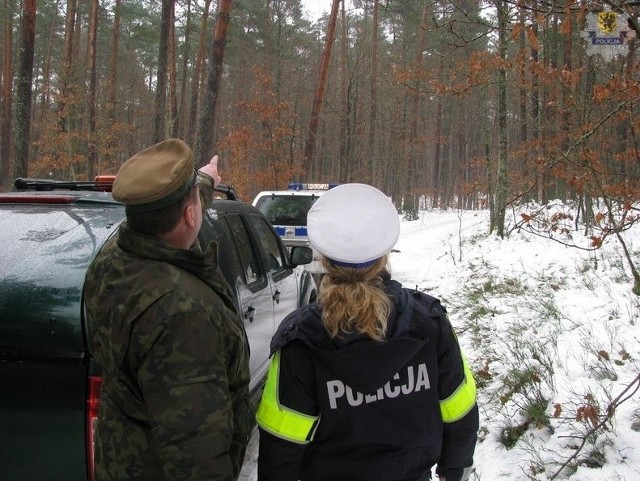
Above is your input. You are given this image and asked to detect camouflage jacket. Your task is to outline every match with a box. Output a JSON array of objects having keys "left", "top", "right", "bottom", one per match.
[{"left": 84, "top": 186, "right": 251, "bottom": 480}]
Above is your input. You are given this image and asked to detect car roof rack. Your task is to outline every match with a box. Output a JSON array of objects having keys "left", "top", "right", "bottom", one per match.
[
  {"left": 14, "top": 177, "right": 115, "bottom": 192},
  {"left": 13, "top": 177, "right": 238, "bottom": 201},
  {"left": 213, "top": 184, "right": 238, "bottom": 201}
]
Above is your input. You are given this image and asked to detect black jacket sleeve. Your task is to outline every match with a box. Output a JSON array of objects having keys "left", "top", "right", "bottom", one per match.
[
  {"left": 257, "top": 340, "right": 317, "bottom": 481},
  {"left": 435, "top": 314, "right": 479, "bottom": 476},
  {"left": 257, "top": 429, "right": 306, "bottom": 481}
]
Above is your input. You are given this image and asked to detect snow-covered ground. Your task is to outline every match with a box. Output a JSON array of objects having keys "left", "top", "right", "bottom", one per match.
[{"left": 240, "top": 207, "right": 640, "bottom": 481}]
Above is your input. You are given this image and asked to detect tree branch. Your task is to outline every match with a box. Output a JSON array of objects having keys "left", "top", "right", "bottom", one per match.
[{"left": 549, "top": 373, "right": 640, "bottom": 480}]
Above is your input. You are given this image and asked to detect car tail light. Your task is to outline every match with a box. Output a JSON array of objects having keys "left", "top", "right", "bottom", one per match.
[{"left": 87, "top": 376, "right": 102, "bottom": 481}]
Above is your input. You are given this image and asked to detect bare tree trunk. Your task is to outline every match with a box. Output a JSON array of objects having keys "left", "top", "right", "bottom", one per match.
[
  {"left": 39, "top": 0, "right": 59, "bottom": 118},
  {"left": 105, "top": 0, "right": 121, "bottom": 166},
  {"left": 178, "top": 0, "right": 192, "bottom": 139},
  {"left": 561, "top": 10, "right": 572, "bottom": 153},
  {"left": 486, "top": 134, "right": 494, "bottom": 229},
  {"left": 86, "top": 0, "right": 99, "bottom": 179},
  {"left": 1, "top": 0, "right": 13, "bottom": 190},
  {"left": 194, "top": 0, "right": 232, "bottom": 166},
  {"left": 303, "top": 0, "right": 340, "bottom": 175},
  {"left": 530, "top": 8, "right": 542, "bottom": 203},
  {"left": 108, "top": 0, "right": 121, "bottom": 118},
  {"left": 14, "top": 0, "right": 36, "bottom": 179},
  {"left": 58, "top": 0, "right": 77, "bottom": 134},
  {"left": 338, "top": 0, "right": 349, "bottom": 183},
  {"left": 169, "top": 3, "right": 179, "bottom": 137},
  {"left": 434, "top": 57, "right": 443, "bottom": 208},
  {"left": 408, "top": 5, "right": 429, "bottom": 203},
  {"left": 493, "top": 0, "right": 508, "bottom": 237},
  {"left": 518, "top": 5, "right": 527, "bottom": 145},
  {"left": 546, "top": 14, "right": 559, "bottom": 199},
  {"left": 368, "top": 0, "right": 379, "bottom": 184},
  {"left": 188, "top": 0, "right": 211, "bottom": 146},
  {"left": 154, "top": 0, "right": 173, "bottom": 142}
]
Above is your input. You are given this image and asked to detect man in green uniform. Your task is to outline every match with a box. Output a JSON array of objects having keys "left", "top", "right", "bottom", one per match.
[{"left": 84, "top": 139, "right": 252, "bottom": 481}]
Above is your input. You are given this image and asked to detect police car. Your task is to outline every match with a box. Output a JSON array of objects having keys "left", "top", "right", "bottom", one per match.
[{"left": 252, "top": 182, "right": 338, "bottom": 280}]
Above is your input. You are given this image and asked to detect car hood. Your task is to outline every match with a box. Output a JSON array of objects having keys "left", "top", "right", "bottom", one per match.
[{"left": 0, "top": 203, "right": 124, "bottom": 356}]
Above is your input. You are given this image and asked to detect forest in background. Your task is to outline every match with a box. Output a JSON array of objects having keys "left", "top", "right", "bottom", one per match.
[{"left": 0, "top": 0, "right": 639, "bottom": 237}]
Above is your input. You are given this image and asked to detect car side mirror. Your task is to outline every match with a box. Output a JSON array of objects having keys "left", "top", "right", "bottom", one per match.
[{"left": 290, "top": 246, "right": 313, "bottom": 266}]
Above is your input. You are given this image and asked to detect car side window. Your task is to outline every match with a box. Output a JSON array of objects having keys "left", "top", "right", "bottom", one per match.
[
  {"left": 226, "top": 214, "right": 261, "bottom": 285},
  {"left": 200, "top": 210, "right": 242, "bottom": 291},
  {"left": 247, "top": 214, "right": 286, "bottom": 273}
]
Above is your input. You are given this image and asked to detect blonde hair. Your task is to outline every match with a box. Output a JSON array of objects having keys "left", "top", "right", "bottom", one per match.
[{"left": 318, "top": 256, "right": 391, "bottom": 342}]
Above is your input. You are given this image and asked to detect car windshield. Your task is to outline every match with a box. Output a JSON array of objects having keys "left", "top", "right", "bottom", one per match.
[{"left": 255, "top": 195, "right": 319, "bottom": 226}]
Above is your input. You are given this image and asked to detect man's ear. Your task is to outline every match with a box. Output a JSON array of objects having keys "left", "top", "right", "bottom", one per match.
[{"left": 184, "top": 200, "right": 197, "bottom": 228}]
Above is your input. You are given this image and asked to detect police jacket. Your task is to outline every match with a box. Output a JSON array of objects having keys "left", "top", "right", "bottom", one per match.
[
  {"left": 84, "top": 181, "right": 252, "bottom": 481},
  {"left": 256, "top": 273, "right": 478, "bottom": 481}
]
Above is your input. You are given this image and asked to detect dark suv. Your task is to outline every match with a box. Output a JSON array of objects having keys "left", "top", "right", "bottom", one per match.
[{"left": 0, "top": 178, "right": 316, "bottom": 481}]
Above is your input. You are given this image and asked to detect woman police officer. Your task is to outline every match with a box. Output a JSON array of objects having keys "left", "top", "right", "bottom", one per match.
[{"left": 256, "top": 183, "right": 479, "bottom": 481}]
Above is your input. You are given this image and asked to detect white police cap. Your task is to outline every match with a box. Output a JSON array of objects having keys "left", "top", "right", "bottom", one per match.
[{"left": 307, "top": 183, "right": 400, "bottom": 267}]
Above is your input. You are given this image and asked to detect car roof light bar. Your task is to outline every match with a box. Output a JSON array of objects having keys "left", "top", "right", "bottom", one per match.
[{"left": 287, "top": 182, "right": 339, "bottom": 191}]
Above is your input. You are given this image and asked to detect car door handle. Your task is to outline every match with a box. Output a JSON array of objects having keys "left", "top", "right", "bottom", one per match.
[
  {"left": 244, "top": 306, "right": 256, "bottom": 322},
  {"left": 272, "top": 290, "right": 281, "bottom": 304}
]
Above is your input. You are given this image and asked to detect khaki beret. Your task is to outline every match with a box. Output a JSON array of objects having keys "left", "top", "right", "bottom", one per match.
[{"left": 113, "top": 139, "right": 196, "bottom": 212}]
